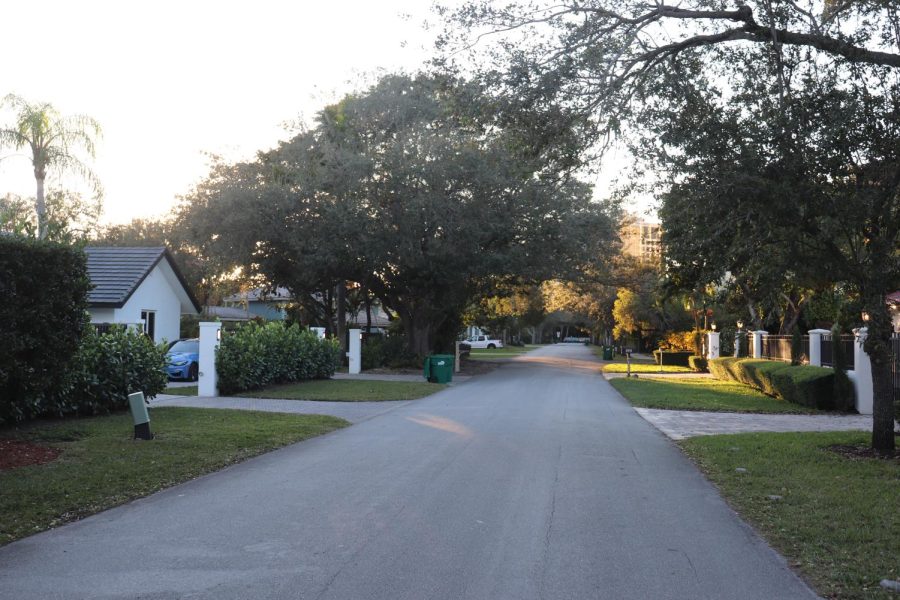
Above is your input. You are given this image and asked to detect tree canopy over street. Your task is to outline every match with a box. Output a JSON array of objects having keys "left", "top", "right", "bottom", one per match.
[
  {"left": 176, "top": 74, "right": 619, "bottom": 355},
  {"left": 441, "top": 0, "right": 900, "bottom": 451}
]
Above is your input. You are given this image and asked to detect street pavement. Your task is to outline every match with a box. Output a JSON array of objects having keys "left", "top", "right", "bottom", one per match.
[{"left": 0, "top": 344, "right": 818, "bottom": 599}]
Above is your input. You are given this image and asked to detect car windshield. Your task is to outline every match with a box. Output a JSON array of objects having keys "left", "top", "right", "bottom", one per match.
[{"left": 169, "top": 340, "right": 199, "bottom": 354}]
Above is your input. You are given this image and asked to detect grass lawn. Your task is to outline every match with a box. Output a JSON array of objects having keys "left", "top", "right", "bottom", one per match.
[
  {"left": 0, "top": 408, "right": 347, "bottom": 546},
  {"left": 602, "top": 362, "right": 694, "bottom": 373},
  {"left": 610, "top": 376, "right": 821, "bottom": 413},
  {"left": 235, "top": 379, "right": 445, "bottom": 401},
  {"left": 681, "top": 431, "right": 900, "bottom": 599},
  {"left": 467, "top": 345, "right": 540, "bottom": 360},
  {"left": 163, "top": 385, "right": 197, "bottom": 396},
  {"left": 592, "top": 350, "right": 693, "bottom": 373}
]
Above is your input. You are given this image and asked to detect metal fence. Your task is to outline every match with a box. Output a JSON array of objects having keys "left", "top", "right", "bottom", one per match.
[
  {"left": 820, "top": 334, "right": 856, "bottom": 370},
  {"left": 760, "top": 335, "right": 807, "bottom": 363}
]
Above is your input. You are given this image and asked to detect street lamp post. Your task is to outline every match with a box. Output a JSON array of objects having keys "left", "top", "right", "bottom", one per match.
[{"left": 735, "top": 319, "right": 744, "bottom": 357}]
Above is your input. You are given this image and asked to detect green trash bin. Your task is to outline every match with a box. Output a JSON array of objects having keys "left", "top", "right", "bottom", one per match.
[
  {"left": 602, "top": 346, "right": 614, "bottom": 361},
  {"left": 424, "top": 354, "right": 454, "bottom": 383}
]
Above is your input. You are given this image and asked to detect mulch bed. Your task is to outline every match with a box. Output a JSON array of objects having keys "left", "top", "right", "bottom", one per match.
[
  {"left": 0, "top": 439, "right": 62, "bottom": 471},
  {"left": 827, "top": 444, "right": 900, "bottom": 461}
]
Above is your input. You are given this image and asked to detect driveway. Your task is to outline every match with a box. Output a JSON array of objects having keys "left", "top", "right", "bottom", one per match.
[{"left": 0, "top": 344, "right": 816, "bottom": 599}]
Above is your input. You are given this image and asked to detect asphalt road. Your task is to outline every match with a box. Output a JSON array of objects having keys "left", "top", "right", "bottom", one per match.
[{"left": 0, "top": 344, "right": 818, "bottom": 599}]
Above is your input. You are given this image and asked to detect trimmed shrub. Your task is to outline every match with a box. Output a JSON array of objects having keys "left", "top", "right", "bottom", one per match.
[
  {"left": 709, "top": 357, "right": 838, "bottom": 410},
  {"left": 653, "top": 350, "right": 694, "bottom": 367},
  {"left": 663, "top": 331, "right": 695, "bottom": 351},
  {"left": 216, "top": 322, "right": 341, "bottom": 395},
  {"left": 55, "top": 325, "right": 169, "bottom": 416},
  {"left": 687, "top": 356, "right": 708, "bottom": 372},
  {"left": 769, "top": 365, "right": 836, "bottom": 410},
  {"left": 0, "top": 238, "right": 91, "bottom": 425}
]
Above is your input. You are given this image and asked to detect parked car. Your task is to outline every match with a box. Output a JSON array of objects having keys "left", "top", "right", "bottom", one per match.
[
  {"left": 166, "top": 338, "right": 200, "bottom": 381},
  {"left": 466, "top": 335, "right": 504, "bottom": 349}
]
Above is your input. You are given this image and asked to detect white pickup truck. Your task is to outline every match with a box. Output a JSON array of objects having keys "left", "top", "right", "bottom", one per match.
[{"left": 466, "top": 335, "right": 504, "bottom": 349}]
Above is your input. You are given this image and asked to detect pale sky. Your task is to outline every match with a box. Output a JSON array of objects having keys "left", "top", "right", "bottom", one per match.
[{"left": 0, "top": 0, "right": 648, "bottom": 226}]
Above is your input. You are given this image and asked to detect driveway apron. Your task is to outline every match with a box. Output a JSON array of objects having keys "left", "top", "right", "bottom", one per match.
[{"left": 0, "top": 344, "right": 817, "bottom": 600}]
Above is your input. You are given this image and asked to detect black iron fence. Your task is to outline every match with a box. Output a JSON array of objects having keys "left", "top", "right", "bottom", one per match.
[
  {"left": 820, "top": 334, "right": 856, "bottom": 370},
  {"left": 760, "top": 335, "right": 805, "bottom": 363}
]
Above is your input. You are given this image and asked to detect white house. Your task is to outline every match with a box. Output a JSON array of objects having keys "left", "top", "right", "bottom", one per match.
[{"left": 85, "top": 246, "right": 201, "bottom": 344}]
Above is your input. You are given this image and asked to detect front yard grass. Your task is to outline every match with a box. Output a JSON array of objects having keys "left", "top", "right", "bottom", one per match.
[
  {"left": 610, "top": 376, "right": 821, "bottom": 413},
  {"left": 236, "top": 379, "right": 445, "bottom": 401},
  {"left": 594, "top": 350, "right": 693, "bottom": 373},
  {"left": 467, "top": 345, "right": 540, "bottom": 360},
  {"left": 681, "top": 431, "right": 900, "bottom": 599},
  {"left": 0, "top": 408, "right": 348, "bottom": 546}
]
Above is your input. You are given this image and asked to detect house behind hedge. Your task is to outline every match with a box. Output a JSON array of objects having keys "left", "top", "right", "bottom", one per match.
[{"left": 85, "top": 246, "right": 200, "bottom": 344}]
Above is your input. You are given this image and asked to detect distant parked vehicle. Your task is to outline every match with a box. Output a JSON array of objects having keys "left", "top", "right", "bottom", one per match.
[
  {"left": 166, "top": 338, "right": 200, "bottom": 381},
  {"left": 467, "top": 335, "right": 504, "bottom": 349}
]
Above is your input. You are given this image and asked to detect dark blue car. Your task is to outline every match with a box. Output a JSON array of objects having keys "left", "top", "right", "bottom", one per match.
[{"left": 166, "top": 339, "right": 200, "bottom": 381}]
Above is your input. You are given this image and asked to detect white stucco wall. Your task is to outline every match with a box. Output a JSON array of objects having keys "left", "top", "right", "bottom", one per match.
[
  {"left": 113, "top": 262, "right": 182, "bottom": 344},
  {"left": 88, "top": 308, "right": 115, "bottom": 323}
]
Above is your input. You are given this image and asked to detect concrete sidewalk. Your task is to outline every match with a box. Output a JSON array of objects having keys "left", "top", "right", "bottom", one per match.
[{"left": 635, "top": 408, "right": 874, "bottom": 440}]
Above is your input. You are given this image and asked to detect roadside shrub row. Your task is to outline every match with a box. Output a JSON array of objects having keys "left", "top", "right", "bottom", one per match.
[
  {"left": 362, "top": 334, "right": 419, "bottom": 370},
  {"left": 653, "top": 350, "right": 694, "bottom": 367},
  {"left": 688, "top": 356, "right": 708, "bottom": 372},
  {"left": 0, "top": 238, "right": 91, "bottom": 424},
  {"left": 216, "top": 322, "right": 341, "bottom": 395},
  {"left": 708, "top": 358, "right": 854, "bottom": 411}
]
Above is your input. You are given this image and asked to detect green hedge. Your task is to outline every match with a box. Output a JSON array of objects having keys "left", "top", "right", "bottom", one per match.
[
  {"left": 54, "top": 325, "right": 168, "bottom": 416},
  {"left": 216, "top": 322, "right": 341, "bottom": 395},
  {"left": 709, "top": 357, "right": 839, "bottom": 410},
  {"left": 0, "top": 238, "right": 91, "bottom": 425},
  {"left": 687, "top": 356, "right": 708, "bottom": 372},
  {"left": 653, "top": 350, "right": 694, "bottom": 367}
]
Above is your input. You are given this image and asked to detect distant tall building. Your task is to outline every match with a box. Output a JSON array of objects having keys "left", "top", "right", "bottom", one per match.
[{"left": 621, "top": 217, "right": 662, "bottom": 264}]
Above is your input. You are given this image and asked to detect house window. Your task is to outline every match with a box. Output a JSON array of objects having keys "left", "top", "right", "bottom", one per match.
[{"left": 141, "top": 310, "right": 156, "bottom": 341}]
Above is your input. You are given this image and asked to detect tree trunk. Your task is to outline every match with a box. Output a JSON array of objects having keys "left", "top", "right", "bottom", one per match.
[
  {"left": 864, "top": 301, "right": 896, "bottom": 454},
  {"left": 35, "top": 175, "right": 47, "bottom": 240},
  {"left": 400, "top": 308, "right": 433, "bottom": 357}
]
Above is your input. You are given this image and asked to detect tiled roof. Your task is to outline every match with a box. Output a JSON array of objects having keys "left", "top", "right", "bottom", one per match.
[{"left": 84, "top": 246, "right": 200, "bottom": 312}]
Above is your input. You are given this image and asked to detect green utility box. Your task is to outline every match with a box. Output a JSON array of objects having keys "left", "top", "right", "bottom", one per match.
[
  {"left": 602, "top": 346, "right": 614, "bottom": 361},
  {"left": 424, "top": 354, "right": 454, "bottom": 384}
]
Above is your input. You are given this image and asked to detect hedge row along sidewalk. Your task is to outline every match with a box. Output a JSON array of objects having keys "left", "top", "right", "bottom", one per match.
[
  {"left": 0, "top": 408, "right": 348, "bottom": 546},
  {"left": 709, "top": 357, "right": 855, "bottom": 411}
]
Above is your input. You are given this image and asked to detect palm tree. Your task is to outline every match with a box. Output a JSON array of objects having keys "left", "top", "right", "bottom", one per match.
[{"left": 0, "top": 94, "right": 102, "bottom": 239}]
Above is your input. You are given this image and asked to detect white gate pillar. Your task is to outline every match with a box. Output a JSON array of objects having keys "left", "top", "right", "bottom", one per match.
[
  {"left": 348, "top": 328, "right": 362, "bottom": 375},
  {"left": 751, "top": 330, "right": 767, "bottom": 359},
  {"left": 707, "top": 331, "right": 720, "bottom": 360},
  {"left": 807, "top": 329, "right": 830, "bottom": 367},
  {"left": 198, "top": 322, "right": 222, "bottom": 397},
  {"left": 852, "top": 327, "right": 873, "bottom": 415}
]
